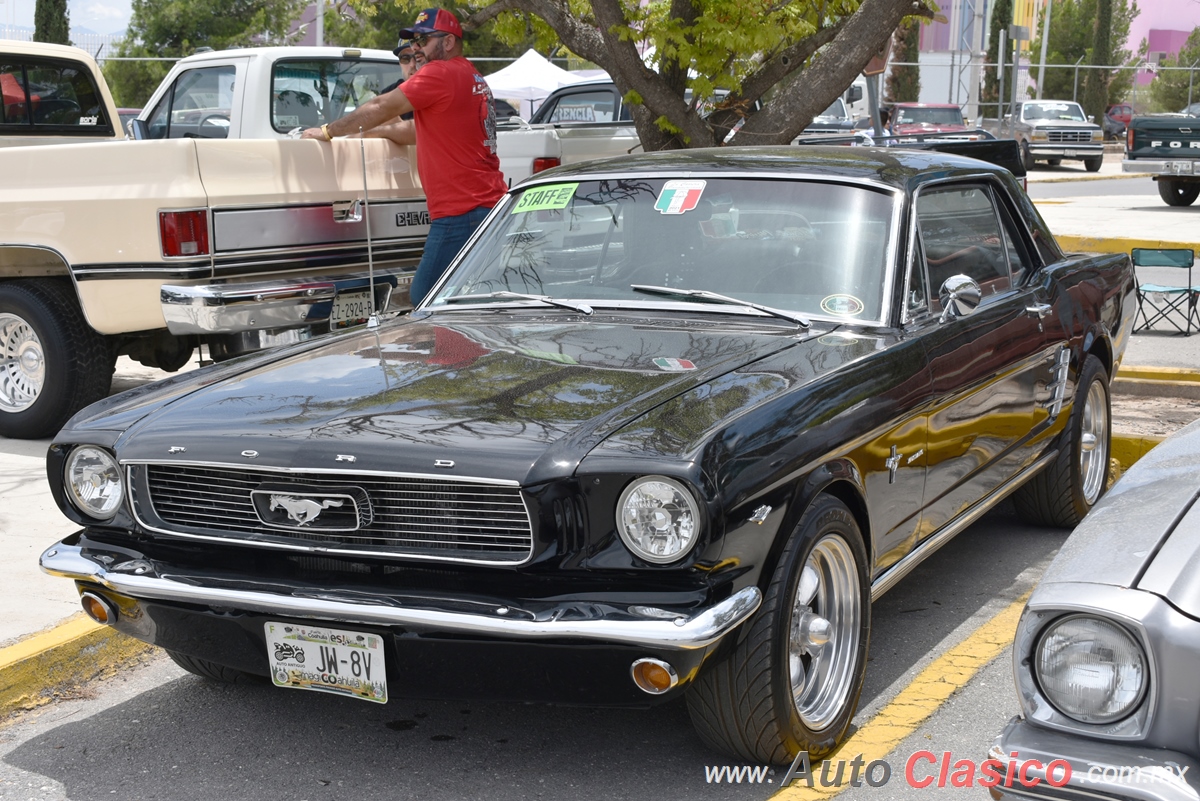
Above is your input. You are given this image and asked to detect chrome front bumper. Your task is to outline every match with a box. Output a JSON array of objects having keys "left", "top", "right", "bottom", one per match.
[
  {"left": 160, "top": 270, "right": 410, "bottom": 335},
  {"left": 990, "top": 717, "right": 1200, "bottom": 801},
  {"left": 1028, "top": 144, "right": 1103, "bottom": 158},
  {"left": 40, "top": 540, "right": 761, "bottom": 651}
]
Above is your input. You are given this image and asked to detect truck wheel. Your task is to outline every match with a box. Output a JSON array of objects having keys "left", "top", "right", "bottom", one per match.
[
  {"left": 1083, "top": 156, "right": 1103, "bottom": 172},
  {"left": 1021, "top": 141, "right": 1035, "bottom": 171},
  {"left": 1158, "top": 180, "right": 1200, "bottom": 207},
  {"left": 1015, "top": 355, "right": 1111, "bottom": 527},
  {"left": 167, "top": 650, "right": 264, "bottom": 684},
  {"left": 1047, "top": 158, "right": 1062, "bottom": 167},
  {"left": 687, "top": 494, "right": 870, "bottom": 764},
  {"left": 0, "top": 280, "right": 115, "bottom": 439}
]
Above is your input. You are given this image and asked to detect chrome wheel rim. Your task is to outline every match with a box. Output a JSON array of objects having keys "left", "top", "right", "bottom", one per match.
[
  {"left": 0, "top": 313, "right": 45, "bottom": 414},
  {"left": 1079, "top": 379, "right": 1109, "bottom": 504},
  {"left": 789, "top": 533, "right": 862, "bottom": 731}
]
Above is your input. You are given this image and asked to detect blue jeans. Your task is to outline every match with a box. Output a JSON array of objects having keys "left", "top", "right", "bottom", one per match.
[{"left": 410, "top": 205, "right": 493, "bottom": 306}]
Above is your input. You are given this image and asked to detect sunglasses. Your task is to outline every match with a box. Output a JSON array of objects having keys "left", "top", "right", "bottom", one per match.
[
  {"left": 412, "top": 32, "right": 448, "bottom": 47},
  {"left": 398, "top": 53, "right": 416, "bottom": 64}
]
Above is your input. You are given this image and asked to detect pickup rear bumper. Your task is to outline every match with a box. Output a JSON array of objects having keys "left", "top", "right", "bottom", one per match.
[
  {"left": 1123, "top": 159, "right": 1200, "bottom": 178},
  {"left": 161, "top": 269, "right": 411, "bottom": 335}
]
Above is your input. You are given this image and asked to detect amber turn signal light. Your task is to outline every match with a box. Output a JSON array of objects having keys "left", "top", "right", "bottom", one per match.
[
  {"left": 80, "top": 592, "right": 117, "bottom": 626},
  {"left": 630, "top": 658, "right": 678, "bottom": 694}
]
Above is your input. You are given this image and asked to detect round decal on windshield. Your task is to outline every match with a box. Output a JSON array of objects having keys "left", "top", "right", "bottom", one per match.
[{"left": 820, "top": 294, "right": 865, "bottom": 316}]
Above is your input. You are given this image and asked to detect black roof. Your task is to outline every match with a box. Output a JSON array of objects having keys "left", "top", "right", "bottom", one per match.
[{"left": 523, "top": 143, "right": 1021, "bottom": 191}]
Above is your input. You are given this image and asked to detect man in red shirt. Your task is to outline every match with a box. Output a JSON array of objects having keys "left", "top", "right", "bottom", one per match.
[{"left": 301, "top": 8, "right": 507, "bottom": 305}]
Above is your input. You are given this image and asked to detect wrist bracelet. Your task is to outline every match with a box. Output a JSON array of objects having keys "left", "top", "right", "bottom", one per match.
[{"left": 321, "top": 124, "right": 332, "bottom": 141}]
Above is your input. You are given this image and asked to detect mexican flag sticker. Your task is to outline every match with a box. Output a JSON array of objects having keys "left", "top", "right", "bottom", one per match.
[
  {"left": 655, "top": 180, "right": 707, "bottom": 214},
  {"left": 653, "top": 357, "right": 696, "bottom": 371}
]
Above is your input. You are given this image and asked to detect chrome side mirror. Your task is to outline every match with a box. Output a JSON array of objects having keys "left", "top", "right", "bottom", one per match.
[{"left": 938, "top": 274, "right": 982, "bottom": 322}]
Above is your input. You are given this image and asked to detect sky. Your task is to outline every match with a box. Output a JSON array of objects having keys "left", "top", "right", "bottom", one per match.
[
  {"left": 1128, "top": 0, "right": 1200, "bottom": 52},
  {"left": 2, "top": 0, "right": 132, "bottom": 35}
]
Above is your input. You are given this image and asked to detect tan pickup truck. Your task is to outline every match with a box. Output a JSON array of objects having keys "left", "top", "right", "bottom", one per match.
[{"left": 1, "top": 40, "right": 428, "bottom": 439}]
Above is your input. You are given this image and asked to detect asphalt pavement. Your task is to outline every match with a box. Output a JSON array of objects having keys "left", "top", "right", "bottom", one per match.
[{"left": 2, "top": 151, "right": 1200, "bottom": 725}]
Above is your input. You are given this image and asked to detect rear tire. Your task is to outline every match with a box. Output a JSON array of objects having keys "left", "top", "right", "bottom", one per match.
[
  {"left": 1047, "top": 158, "right": 1062, "bottom": 167},
  {"left": 1158, "top": 179, "right": 1200, "bottom": 207},
  {"left": 1015, "top": 354, "right": 1111, "bottom": 527},
  {"left": 166, "top": 650, "right": 264, "bottom": 684},
  {"left": 1083, "top": 156, "right": 1103, "bottom": 172},
  {"left": 0, "top": 279, "right": 115, "bottom": 439},
  {"left": 687, "top": 494, "right": 870, "bottom": 764}
]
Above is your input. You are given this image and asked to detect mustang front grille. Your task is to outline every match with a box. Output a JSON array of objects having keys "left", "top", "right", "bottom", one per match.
[
  {"left": 1047, "top": 130, "right": 1092, "bottom": 143},
  {"left": 132, "top": 464, "right": 533, "bottom": 564}
]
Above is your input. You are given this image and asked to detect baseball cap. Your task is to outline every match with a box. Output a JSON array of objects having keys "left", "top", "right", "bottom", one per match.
[
  {"left": 399, "top": 8, "right": 464, "bottom": 39},
  {"left": 393, "top": 38, "right": 414, "bottom": 56}
]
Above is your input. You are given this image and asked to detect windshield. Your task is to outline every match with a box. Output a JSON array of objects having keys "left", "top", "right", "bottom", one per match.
[
  {"left": 1022, "top": 102, "right": 1086, "bottom": 122},
  {"left": 894, "top": 107, "right": 964, "bottom": 126},
  {"left": 817, "top": 99, "right": 849, "bottom": 119},
  {"left": 429, "top": 177, "right": 897, "bottom": 324}
]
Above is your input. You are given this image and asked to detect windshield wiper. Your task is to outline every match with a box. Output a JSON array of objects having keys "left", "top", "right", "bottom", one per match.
[
  {"left": 441, "top": 291, "right": 593, "bottom": 315},
  {"left": 631, "top": 284, "right": 810, "bottom": 327}
]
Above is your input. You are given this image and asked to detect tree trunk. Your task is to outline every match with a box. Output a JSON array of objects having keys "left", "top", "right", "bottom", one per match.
[{"left": 1083, "top": 0, "right": 1113, "bottom": 122}]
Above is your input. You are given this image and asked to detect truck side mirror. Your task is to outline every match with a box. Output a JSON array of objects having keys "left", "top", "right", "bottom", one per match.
[
  {"left": 129, "top": 119, "right": 150, "bottom": 140},
  {"left": 845, "top": 85, "right": 863, "bottom": 104}
]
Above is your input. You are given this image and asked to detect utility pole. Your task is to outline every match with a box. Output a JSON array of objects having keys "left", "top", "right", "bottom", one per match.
[
  {"left": 315, "top": 0, "right": 323, "bottom": 47},
  {"left": 1036, "top": 0, "right": 1053, "bottom": 99}
]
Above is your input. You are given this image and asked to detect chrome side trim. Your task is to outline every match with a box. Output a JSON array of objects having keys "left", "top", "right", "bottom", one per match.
[
  {"left": 213, "top": 201, "right": 430, "bottom": 252},
  {"left": 870, "top": 451, "right": 1058, "bottom": 601},
  {"left": 39, "top": 542, "right": 762, "bottom": 650}
]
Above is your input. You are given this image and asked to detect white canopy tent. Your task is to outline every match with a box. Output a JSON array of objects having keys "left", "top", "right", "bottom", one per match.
[{"left": 484, "top": 50, "right": 590, "bottom": 119}]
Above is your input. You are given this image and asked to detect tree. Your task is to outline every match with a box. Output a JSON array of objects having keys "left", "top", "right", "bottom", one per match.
[
  {"left": 104, "top": 0, "right": 308, "bottom": 107},
  {"left": 323, "top": 0, "right": 536, "bottom": 75},
  {"left": 885, "top": 18, "right": 920, "bottom": 103},
  {"left": 982, "top": 0, "right": 1013, "bottom": 112},
  {"left": 33, "top": 0, "right": 70, "bottom": 45},
  {"left": 1150, "top": 27, "right": 1200, "bottom": 112},
  {"left": 1027, "top": 0, "right": 1139, "bottom": 105},
  {"left": 1082, "top": 0, "right": 1114, "bottom": 121}
]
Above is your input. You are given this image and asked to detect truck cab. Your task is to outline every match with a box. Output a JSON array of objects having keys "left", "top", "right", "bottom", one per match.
[{"left": 0, "top": 40, "right": 124, "bottom": 147}]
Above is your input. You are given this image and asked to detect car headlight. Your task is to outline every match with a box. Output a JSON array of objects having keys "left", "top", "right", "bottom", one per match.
[
  {"left": 1035, "top": 614, "right": 1147, "bottom": 724},
  {"left": 65, "top": 446, "right": 124, "bottom": 520},
  {"left": 616, "top": 476, "right": 700, "bottom": 564},
  {"left": 1032, "top": 131, "right": 1049, "bottom": 141}
]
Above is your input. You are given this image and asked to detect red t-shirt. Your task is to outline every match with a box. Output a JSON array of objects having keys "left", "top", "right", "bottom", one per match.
[{"left": 400, "top": 57, "right": 507, "bottom": 219}]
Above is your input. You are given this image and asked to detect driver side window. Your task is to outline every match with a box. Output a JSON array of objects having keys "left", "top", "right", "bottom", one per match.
[
  {"left": 916, "top": 184, "right": 1013, "bottom": 311},
  {"left": 146, "top": 65, "right": 235, "bottom": 139}
]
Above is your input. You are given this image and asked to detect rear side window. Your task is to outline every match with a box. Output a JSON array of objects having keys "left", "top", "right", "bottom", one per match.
[
  {"left": 145, "top": 65, "right": 236, "bottom": 139},
  {"left": 271, "top": 58, "right": 404, "bottom": 133},
  {"left": 0, "top": 57, "right": 113, "bottom": 133}
]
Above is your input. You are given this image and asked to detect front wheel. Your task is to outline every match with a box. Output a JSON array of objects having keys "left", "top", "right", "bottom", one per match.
[
  {"left": 687, "top": 494, "right": 870, "bottom": 764},
  {"left": 1083, "top": 156, "right": 1103, "bottom": 173},
  {"left": 1158, "top": 179, "right": 1200, "bottom": 207},
  {"left": 0, "top": 280, "right": 115, "bottom": 439},
  {"left": 1021, "top": 141, "right": 1035, "bottom": 171},
  {"left": 167, "top": 650, "right": 264, "bottom": 684},
  {"left": 1015, "top": 354, "right": 1111, "bottom": 527}
]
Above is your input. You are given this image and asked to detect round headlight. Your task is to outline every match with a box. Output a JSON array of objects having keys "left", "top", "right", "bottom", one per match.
[
  {"left": 616, "top": 476, "right": 700, "bottom": 564},
  {"left": 65, "top": 446, "right": 124, "bottom": 520},
  {"left": 1035, "top": 614, "right": 1147, "bottom": 724}
]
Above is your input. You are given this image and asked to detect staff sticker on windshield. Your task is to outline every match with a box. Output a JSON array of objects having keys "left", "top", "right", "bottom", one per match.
[
  {"left": 655, "top": 180, "right": 707, "bottom": 214},
  {"left": 820, "top": 294, "right": 865, "bottom": 316},
  {"left": 653, "top": 357, "right": 696, "bottom": 371},
  {"left": 511, "top": 183, "right": 579, "bottom": 214}
]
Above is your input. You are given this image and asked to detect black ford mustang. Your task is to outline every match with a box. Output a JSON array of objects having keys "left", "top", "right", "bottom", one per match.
[{"left": 42, "top": 146, "right": 1134, "bottom": 764}]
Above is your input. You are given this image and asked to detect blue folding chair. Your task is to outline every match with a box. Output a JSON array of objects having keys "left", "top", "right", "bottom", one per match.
[{"left": 1133, "top": 247, "right": 1200, "bottom": 336}]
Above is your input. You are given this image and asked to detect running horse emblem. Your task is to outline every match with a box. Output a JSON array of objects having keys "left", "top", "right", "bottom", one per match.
[{"left": 269, "top": 494, "right": 344, "bottom": 526}]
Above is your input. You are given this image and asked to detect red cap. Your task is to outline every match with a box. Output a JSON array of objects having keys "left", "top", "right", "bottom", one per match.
[{"left": 399, "top": 8, "right": 464, "bottom": 39}]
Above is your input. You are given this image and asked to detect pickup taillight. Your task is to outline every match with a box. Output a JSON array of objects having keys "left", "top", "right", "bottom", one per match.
[
  {"left": 532, "top": 157, "right": 561, "bottom": 173},
  {"left": 159, "top": 210, "right": 210, "bottom": 258},
  {"left": 1126, "top": 127, "right": 1134, "bottom": 153}
]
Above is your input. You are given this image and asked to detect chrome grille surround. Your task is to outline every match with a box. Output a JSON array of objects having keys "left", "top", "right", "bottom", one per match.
[{"left": 127, "top": 461, "right": 534, "bottom": 566}]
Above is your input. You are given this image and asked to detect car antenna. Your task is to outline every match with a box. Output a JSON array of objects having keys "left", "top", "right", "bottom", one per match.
[{"left": 359, "top": 127, "right": 379, "bottom": 329}]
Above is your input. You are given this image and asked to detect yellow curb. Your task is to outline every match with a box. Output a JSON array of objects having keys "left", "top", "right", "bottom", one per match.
[
  {"left": 0, "top": 613, "right": 156, "bottom": 721},
  {"left": 1117, "top": 366, "right": 1200, "bottom": 383},
  {"left": 771, "top": 593, "right": 1030, "bottom": 798},
  {"left": 1112, "top": 433, "right": 1165, "bottom": 471},
  {"left": 1030, "top": 172, "right": 1148, "bottom": 184},
  {"left": 1056, "top": 235, "right": 1200, "bottom": 256}
]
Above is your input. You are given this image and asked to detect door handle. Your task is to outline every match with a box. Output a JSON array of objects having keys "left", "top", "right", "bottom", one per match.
[{"left": 1025, "top": 303, "right": 1053, "bottom": 319}]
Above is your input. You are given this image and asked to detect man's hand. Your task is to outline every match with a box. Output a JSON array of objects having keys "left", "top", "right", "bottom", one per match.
[{"left": 300, "top": 127, "right": 327, "bottom": 140}]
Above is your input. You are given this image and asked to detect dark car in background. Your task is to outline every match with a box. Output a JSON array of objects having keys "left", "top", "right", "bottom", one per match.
[{"left": 41, "top": 144, "right": 1134, "bottom": 765}]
